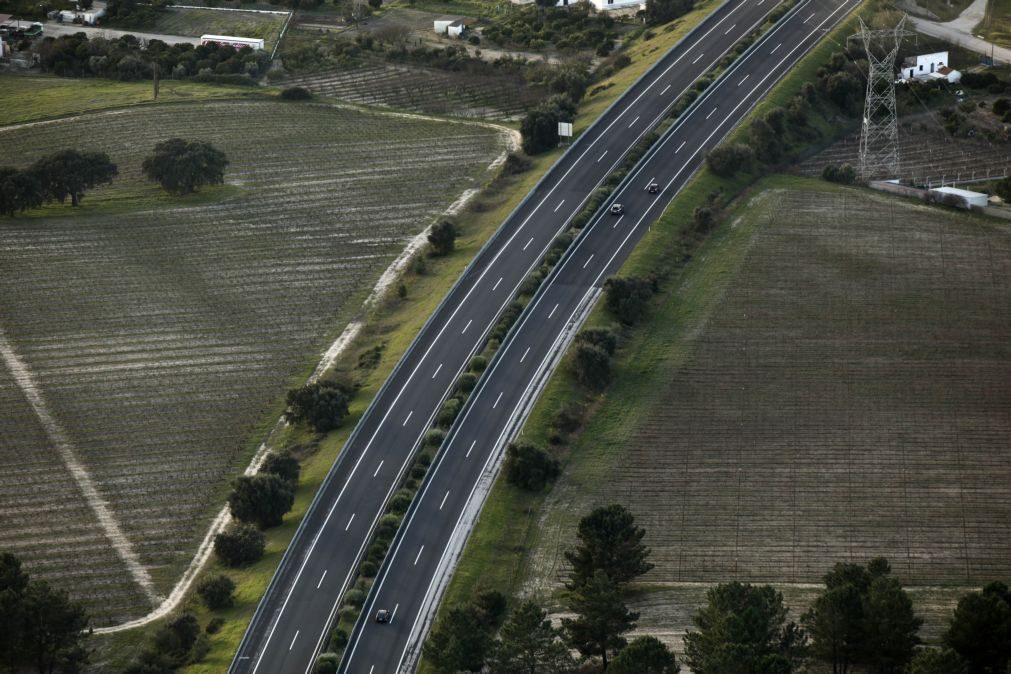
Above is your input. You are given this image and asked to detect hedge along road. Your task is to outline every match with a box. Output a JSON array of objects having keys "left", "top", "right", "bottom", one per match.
[
  {"left": 230, "top": 0, "right": 790, "bottom": 671},
  {"left": 342, "top": 0, "right": 861, "bottom": 670}
]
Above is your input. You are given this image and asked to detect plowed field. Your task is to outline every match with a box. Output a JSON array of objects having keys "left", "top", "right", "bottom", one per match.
[
  {"left": 0, "top": 98, "right": 508, "bottom": 625},
  {"left": 526, "top": 186, "right": 1011, "bottom": 629}
]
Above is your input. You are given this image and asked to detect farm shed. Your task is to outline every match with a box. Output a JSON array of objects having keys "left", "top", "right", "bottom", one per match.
[
  {"left": 930, "top": 186, "right": 987, "bottom": 208},
  {"left": 556, "top": 0, "right": 644, "bottom": 10},
  {"left": 434, "top": 17, "right": 466, "bottom": 36},
  {"left": 57, "top": 8, "right": 105, "bottom": 24}
]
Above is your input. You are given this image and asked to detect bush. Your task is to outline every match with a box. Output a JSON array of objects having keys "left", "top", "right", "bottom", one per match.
[
  {"left": 205, "top": 617, "right": 225, "bottom": 635},
  {"left": 316, "top": 653, "right": 340, "bottom": 674},
  {"left": 428, "top": 219, "right": 458, "bottom": 256},
  {"left": 822, "top": 163, "right": 857, "bottom": 184},
  {"left": 504, "top": 442, "right": 561, "bottom": 491},
  {"left": 425, "top": 428, "right": 446, "bottom": 447},
  {"left": 214, "top": 524, "right": 265, "bottom": 567},
  {"left": 229, "top": 473, "right": 296, "bottom": 529},
  {"left": 344, "top": 588, "right": 366, "bottom": 608},
  {"left": 377, "top": 513, "right": 401, "bottom": 538},
  {"left": 360, "top": 561, "right": 379, "bottom": 577},
  {"left": 458, "top": 372, "right": 478, "bottom": 393},
  {"left": 260, "top": 449, "right": 300, "bottom": 486},
  {"left": 603, "top": 276, "right": 656, "bottom": 325},
  {"left": 329, "top": 627, "right": 349, "bottom": 650},
  {"left": 572, "top": 343, "right": 611, "bottom": 390},
  {"left": 469, "top": 355, "right": 488, "bottom": 372},
  {"left": 285, "top": 380, "right": 353, "bottom": 433},
  {"left": 281, "top": 86, "right": 313, "bottom": 100},
  {"left": 389, "top": 489, "right": 413, "bottom": 514},
  {"left": 706, "top": 143, "right": 755, "bottom": 177},
  {"left": 992, "top": 98, "right": 1010, "bottom": 116},
  {"left": 197, "top": 574, "right": 236, "bottom": 610},
  {"left": 574, "top": 328, "right": 616, "bottom": 356},
  {"left": 554, "top": 401, "right": 585, "bottom": 434},
  {"left": 437, "top": 397, "right": 462, "bottom": 428}
]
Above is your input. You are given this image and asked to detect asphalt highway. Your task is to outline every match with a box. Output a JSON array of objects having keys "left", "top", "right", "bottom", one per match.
[
  {"left": 229, "top": 0, "right": 851, "bottom": 671},
  {"left": 338, "top": 0, "right": 859, "bottom": 671}
]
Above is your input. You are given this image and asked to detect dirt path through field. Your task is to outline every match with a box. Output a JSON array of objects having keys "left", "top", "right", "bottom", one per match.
[{"left": 0, "top": 327, "right": 160, "bottom": 607}]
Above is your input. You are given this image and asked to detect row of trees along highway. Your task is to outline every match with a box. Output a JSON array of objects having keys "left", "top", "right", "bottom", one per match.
[{"left": 417, "top": 505, "right": 1011, "bottom": 674}]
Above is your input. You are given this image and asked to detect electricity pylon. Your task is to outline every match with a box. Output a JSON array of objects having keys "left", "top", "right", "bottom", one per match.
[{"left": 848, "top": 16, "right": 915, "bottom": 179}]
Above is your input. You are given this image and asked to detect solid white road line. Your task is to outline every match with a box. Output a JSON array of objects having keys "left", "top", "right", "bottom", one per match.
[
  {"left": 554, "top": 200, "right": 565, "bottom": 212},
  {"left": 548, "top": 303, "right": 559, "bottom": 318},
  {"left": 462, "top": 319, "right": 472, "bottom": 334},
  {"left": 373, "top": 460, "right": 384, "bottom": 477},
  {"left": 414, "top": 547, "right": 424, "bottom": 566},
  {"left": 493, "top": 392, "right": 503, "bottom": 409},
  {"left": 520, "top": 346, "right": 531, "bottom": 363},
  {"left": 316, "top": 570, "right": 327, "bottom": 589},
  {"left": 289, "top": 631, "right": 299, "bottom": 651},
  {"left": 345, "top": 514, "right": 355, "bottom": 531},
  {"left": 706, "top": 107, "right": 718, "bottom": 119},
  {"left": 466, "top": 440, "right": 476, "bottom": 458},
  {"left": 676, "top": 140, "right": 686, "bottom": 153},
  {"left": 523, "top": 237, "right": 534, "bottom": 251},
  {"left": 661, "top": 83, "right": 672, "bottom": 94},
  {"left": 598, "top": 150, "right": 608, "bottom": 162},
  {"left": 493, "top": 277, "right": 503, "bottom": 290},
  {"left": 439, "top": 491, "right": 450, "bottom": 510},
  {"left": 739, "top": 73, "right": 749, "bottom": 86},
  {"left": 583, "top": 254, "right": 594, "bottom": 269},
  {"left": 692, "top": 52, "right": 704, "bottom": 64},
  {"left": 402, "top": 411, "right": 413, "bottom": 426},
  {"left": 629, "top": 115, "right": 640, "bottom": 128}
]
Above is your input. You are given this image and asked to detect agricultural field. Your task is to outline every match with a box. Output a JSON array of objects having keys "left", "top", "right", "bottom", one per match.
[
  {"left": 523, "top": 184, "right": 1011, "bottom": 643},
  {"left": 275, "top": 41, "right": 542, "bottom": 119},
  {"left": 794, "top": 113, "right": 1011, "bottom": 185},
  {"left": 0, "top": 92, "right": 509, "bottom": 626},
  {"left": 979, "top": 0, "right": 1011, "bottom": 47}
]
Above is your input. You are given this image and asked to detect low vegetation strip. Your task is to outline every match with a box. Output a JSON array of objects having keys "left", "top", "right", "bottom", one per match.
[{"left": 0, "top": 96, "right": 508, "bottom": 626}]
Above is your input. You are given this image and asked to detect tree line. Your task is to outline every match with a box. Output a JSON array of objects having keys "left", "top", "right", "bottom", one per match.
[
  {"left": 33, "top": 33, "right": 269, "bottom": 83},
  {"left": 1, "top": 139, "right": 228, "bottom": 217},
  {"left": 423, "top": 504, "right": 1011, "bottom": 674}
]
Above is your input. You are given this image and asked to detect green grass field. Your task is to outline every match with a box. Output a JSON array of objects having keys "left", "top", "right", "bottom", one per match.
[
  {"left": 0, "top": 74, "right": 263, "bottom": 126},
  {"left": 0, "top": 89, "right": 508, "bottom": 634}
]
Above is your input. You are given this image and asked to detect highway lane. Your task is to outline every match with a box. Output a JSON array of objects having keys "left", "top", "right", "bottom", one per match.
[
  {"left": 230, "top": 1, "right": 786, "bottom": 671},
  {"left": 340, "top": 0, "right": 860, "bottom": 670}
]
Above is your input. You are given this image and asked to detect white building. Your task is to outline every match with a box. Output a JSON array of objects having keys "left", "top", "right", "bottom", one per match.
[
  {"left": 900, "top": 51, "right": 960, "bottom": 81},
  {"left": 556, "top": 0, "right": 643, "bottom": 9},
  {"left": 930, "top": 186, "right": 987, "bottom": 209},
  {"left": 58, "top": 8, "right": 105, "bottom": 25},
  {"left": 434, "top": 18, "right": 466, "bottom": 37}
]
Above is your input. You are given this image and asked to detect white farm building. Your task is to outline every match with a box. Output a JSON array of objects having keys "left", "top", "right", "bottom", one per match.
[
  {"left": 556, "top": 0, "right": 643, "bottom": 9},
  {"left": 900, "top": 51, "right": 961, "bottom": 83}
]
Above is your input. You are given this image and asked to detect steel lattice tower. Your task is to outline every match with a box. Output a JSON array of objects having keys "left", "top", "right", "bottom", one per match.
[{"left": 849, "top": 16, "right": 915, "bottom": 179}]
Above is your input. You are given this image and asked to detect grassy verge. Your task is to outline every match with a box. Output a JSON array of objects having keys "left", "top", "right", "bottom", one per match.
[
  {"left": 145, "top": 7, "right": 288, "bottom": 50},
  {"left": 435, "top": 0, "right": 869, "bottom": 631},
  {"left": 0, "top": 74, "right": 265, "bottom": 127}
]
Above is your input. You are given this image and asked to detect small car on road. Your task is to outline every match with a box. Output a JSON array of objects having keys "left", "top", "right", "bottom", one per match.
[
  {"left": 647, "top": 182, "right": 659, "bottom": 194},
  {"left": 609, "top": 203, "right": 624, "bottom": 215},
  {"left": 376, "top": 609, "right": 390, "bottom": 624}
]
